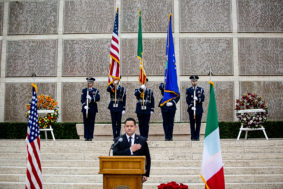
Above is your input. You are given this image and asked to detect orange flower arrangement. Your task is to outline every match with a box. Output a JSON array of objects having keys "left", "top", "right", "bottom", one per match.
[{"left": 26, "top": 94, "right": 59, "bottom": 129}]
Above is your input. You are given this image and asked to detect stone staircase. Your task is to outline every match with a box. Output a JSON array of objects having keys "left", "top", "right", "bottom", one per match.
[{"left": 1, "top": 139, "right": 283, "bottom": 189}]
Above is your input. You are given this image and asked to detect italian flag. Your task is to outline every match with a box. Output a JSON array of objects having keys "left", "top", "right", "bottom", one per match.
[{"left": 201, "top": 81, "right": 225, "bottom": 189}]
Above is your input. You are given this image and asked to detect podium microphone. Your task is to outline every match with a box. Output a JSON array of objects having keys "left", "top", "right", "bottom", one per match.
[{"left": 109, "top": 137, "right": 123, "bottom": 156}]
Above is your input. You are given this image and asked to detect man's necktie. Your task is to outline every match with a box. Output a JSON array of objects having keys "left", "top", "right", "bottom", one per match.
[{"left": 129, "top": 136, "right": 132, "bottom": 146}]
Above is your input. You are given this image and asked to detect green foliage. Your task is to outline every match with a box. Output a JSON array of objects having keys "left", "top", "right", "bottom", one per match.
[
  {"left": 0, "top": 122, "right": 79, "bottom": 139},
  {"left": 219, "top": 121, "right": 283, "bottom": 139},
  {"left": 0, "top": 121, "right": 282, "bottom": 139}
]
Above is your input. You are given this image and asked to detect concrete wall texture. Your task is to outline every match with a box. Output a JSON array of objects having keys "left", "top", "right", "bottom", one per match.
[{"left": 0, "top": 0, "right": 282, "bottom": 123}]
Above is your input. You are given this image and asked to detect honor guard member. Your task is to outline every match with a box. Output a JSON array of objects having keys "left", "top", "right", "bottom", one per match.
[
  {"left": 134, "top": 78, "right": 154, "bottom": 139},
  {"left": 159, "top": 83, "right": 179, "bottom": 141},
  {"left": 81, "top": 77, "right": 100, "bottom": 141},
  {"left": 107, "top": 78, "right": 126, "bottom": 139},
  {"left": 186, "top": 75, "right": 205, "bottom": 141}
]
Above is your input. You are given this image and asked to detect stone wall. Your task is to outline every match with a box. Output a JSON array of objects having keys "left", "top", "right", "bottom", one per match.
[{"left": 0, "top": 0, "right": 282, "bottom": 123}]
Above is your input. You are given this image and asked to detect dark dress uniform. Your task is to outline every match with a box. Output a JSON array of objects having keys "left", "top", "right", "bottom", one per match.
[
  {"left": 113, "top": 134, "right": 151, "bottom": 177},
  {"left": 134, "top": 88, "right": 154, "bottom": 139},
  {"left": 158, "top": 83, "right": 180, "bottom": 141},
  {"left": 186, "top": 86, "right": 205, "bottom": 140},
  {"left": 81, "top": 87, "right": 100, "bottom": 141},
  {"left": 107, "top": 84, "right": 126, "bottom": 138}
]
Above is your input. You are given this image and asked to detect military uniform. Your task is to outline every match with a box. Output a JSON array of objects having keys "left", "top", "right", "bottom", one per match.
[
  {"left": 186, "top": 78, "right": 205, "bottom": 140},
  {"left": 159, "top": 83, "right": 179, "bottom": 141},
  {"left": 134, "top": 87, "right": 154, "bottom": 139},
  {"left": 81, "top": 80, "right": 100, "bottom": 141},
  {"left": 107, "top": 84, "right": 126, "bottom": 138}
]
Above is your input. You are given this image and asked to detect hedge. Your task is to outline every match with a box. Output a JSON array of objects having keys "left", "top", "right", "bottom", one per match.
[{"left": 0, "top": 121, "right": 282, "bottom": 139}]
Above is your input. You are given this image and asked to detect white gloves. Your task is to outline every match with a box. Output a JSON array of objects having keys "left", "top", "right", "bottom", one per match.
[
  {"left": 87, "top": 95, "right": 92, "bottom": 100},
  {"left": 150, "top": 111, "right": 154, "bottom": 115},
  {"left": 114, "top": 80, "right": 119, "bottom": 85},
  {"left": 191, "top": 107, "right": 196, "bottom": 111},
  {"left": 122, "top": 110, "right": 126, "bottom": 115},
  {"left": 141, "top": 85, "right": 146, "bottom": 90},
  {"left": 84, "top": 105, "right": 89, "bottom": 110},
  {"left": 166, "top": 102, "right": 173, "bottom": 107},
  {"left": 194, "top": 96, "right": 198, "bottom": 100}
]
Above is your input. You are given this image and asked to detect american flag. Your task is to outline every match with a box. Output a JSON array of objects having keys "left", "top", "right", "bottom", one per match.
[
  {"left": 25, "top": 84, "right": 42, "bottom": 189},
  {"left": 108, "top": 8, "right": 120, "bottom": 86}
]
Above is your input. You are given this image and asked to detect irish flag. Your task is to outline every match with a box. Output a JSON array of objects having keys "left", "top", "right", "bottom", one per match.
[{"left": 201, "top": 81, "right": 225, "bottom": 189}]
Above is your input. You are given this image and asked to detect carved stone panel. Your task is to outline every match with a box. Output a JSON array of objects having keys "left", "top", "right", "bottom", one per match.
[
  {"left": 240, "top": 81, "right": 283, "bottom": 121},
  {"left": 180, "top": 81, "right": 234, "bottom": 122},
  {"left": 180, "top": 0, "right": 232, "bottom": 32},
  {"left": 8, "top": 0, "right": 58, "bottom": 35},
  {"left": 61, "top": 81, "right": 162, "bottom": 123},
  {"left": 238, "top": 0, "right": 283, "bottom": 32},
  {"left": 0, "top": 2, "right": 3, "bottom": 36},
  {"left": 238, "top": 38, "right": 283, "bottom": 75},
  {"left": 63, "top": 39, "right": 110, "bottom": 77},
  {"left": 6, "top": 40, "right": 57, "bottom": 77},
  {"left": 5, "top": 83, "right": 57, "bottom": 122},
  {"left": 0, "top": 41, "right": 1, "bottom": 77},
  {"left": 121, "top": 38, "right": 167, "bottom": 76},
  {"left": 180, "top": 38, "right": 233, "bottom": 76},
  {"left": 64, "top": 0, "right": 114, "bottom": 33},
  {"left": 121, "top": 0, "right": 173, "bottom": 32}
]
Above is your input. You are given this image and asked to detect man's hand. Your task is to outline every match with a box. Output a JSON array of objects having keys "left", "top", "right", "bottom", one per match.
[
  {"left": 122, "top": 110, "right": 126, "bottom": 115},
  {"left": 84, "top": 105, "right": 89, "bottom": 110},
  {"left": 150, "top": 111, "right": 154, "bottom": 114},
  {"left": 87, "top": 95, "right": 92, "bottom": 100},
  {"left": 130, "top": 144, "right": 141, "bottom": 152},
  {"left": 194, "top": 96, "right": 198, "bottom": 100},
  {"left": 141, "top": 85, "right": 146, "bottom": 90},
  {"left": 166, "top": 102, "right": 173, "bottom": 107},
  {"left": 114, "top": 80, "right": 119, "bottom": 85},
  {"left": 142, "top": 176, "right": 147, "bottom": 182},
  {"left": 191, "top": 107, "right": 196, "bottom": 111}
]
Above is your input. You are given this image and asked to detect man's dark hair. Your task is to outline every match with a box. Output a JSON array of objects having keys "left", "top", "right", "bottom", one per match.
[{"left": 124, "top": 117, "right": 136, "bottom": 125}]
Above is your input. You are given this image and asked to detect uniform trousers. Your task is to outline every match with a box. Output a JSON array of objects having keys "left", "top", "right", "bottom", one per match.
[
  {"left": 161, "top": 108, "right": 176, "bottom": 140},
  {"left": 83, "top": 111, "right": 96, "bottom": 140},
  {"left": 137, "top": 113, "right": 151, "bottom": 139},
  {"left": 189, "top": 113, "right": 202, "bottom": 140},
  {"left": 110, "top": 111, "right": 122, "bottom": 138}
]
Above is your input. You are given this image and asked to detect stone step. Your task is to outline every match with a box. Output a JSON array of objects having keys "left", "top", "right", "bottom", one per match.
[
  {"left": 1, "top": 166, "right": 283, "bottom": 175},
  {"left": 1, "top": 159, "right": 283, "bottom": 168},
  {"left": 1, "top": 173, "right": 283, "bottom": 183},
  {"left": 1, "top": 182, "right": 283, "bottom": 189},
  {"left": 1, "top": 139, "right": 283, "bottom": 148}
]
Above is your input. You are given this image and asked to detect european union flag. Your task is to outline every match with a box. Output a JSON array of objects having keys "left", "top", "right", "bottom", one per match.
[{"left": 160, "top": 14, "right": 180, "bottom": 106}]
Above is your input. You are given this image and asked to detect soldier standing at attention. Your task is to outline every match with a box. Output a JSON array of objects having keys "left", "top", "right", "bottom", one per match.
[
  {"left": 107, "top": 78, "right": 126, "bottom": 139},
  {"left": 134, "top": 78, "right": 154, "bottom": 139},
  {"left": 186, "top": 75, "right": 205, "bottom": 141},
  {"left": 81, "top": 77, "right": 100, "bottom": 141},
  {"left": 159, "top": 83, "right": 179, "bottom": 141}
]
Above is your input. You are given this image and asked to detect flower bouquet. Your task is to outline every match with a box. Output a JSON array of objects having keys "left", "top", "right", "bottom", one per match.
[
  {"left": 158, "top": 181, "right": 188, "bottom": 189},
  {"left": 26, "top": 94, "right": 59, "bottom": 129},
  {"left": 235, "top": 93, "right": 268, "bottom": 128}
]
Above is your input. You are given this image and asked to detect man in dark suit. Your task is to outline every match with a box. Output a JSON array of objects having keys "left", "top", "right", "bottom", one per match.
[
  {"left": 113, "top": 117, "right": 151, "bottom": 182},
  {"left": 134, "top": 79, "right": 154, "bottom": 139},
  {"left": 159, "top": 83, "right": 180, "bottom": 141},
  {"left": 107, "top": 78, "right": 126, "bottom": 139},
  {"left": 186, "top": 75, "right": 205, "bottom": 141},
  {"left": 81, "top": 77, "right": 100, "bottom": 141}
]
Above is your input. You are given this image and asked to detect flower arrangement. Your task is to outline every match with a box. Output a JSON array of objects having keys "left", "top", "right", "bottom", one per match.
[
  {"left": 158, "top": 181, "right": 188, "bottom": 189},
  {"left": 26, "top": 94, "right": 59, "bottom": 129},
  {"left": 235, "top": 93, "right": 268, "bottom": 128}
]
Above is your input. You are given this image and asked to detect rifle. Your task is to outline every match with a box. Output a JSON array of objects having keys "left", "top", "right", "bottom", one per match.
[
  {"left": 86, "top": 88, "right": 89, "bottom": 119},
  {"left": 193, "top": 86, "right": 196, "bottom": 120}
]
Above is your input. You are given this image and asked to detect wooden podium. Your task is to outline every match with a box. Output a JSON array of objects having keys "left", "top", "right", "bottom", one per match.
[{"left": 99, "top": 156, "right": 145, "bottom": 189}]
